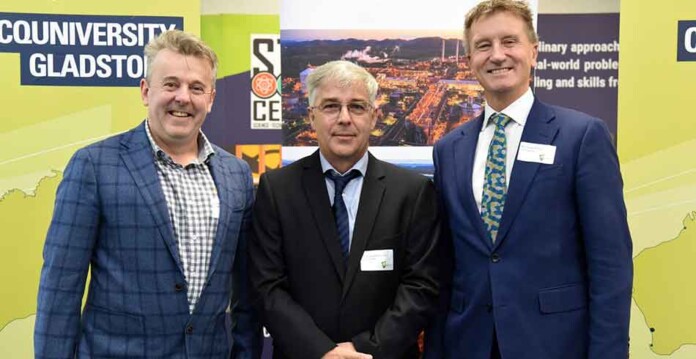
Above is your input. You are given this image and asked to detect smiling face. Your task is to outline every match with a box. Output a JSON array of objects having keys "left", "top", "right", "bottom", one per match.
[
  {"left": 467, "top": 10, "right": 538, "bottom": 110},
  {"left": 140, "top": 48, "right": 216, "bottom": 152},
  {"left": 310, "top": 79, "right": 377, "bottom": 173}
]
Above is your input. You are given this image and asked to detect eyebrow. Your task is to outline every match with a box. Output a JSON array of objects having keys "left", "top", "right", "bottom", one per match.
[
  {"left": 319, "top": 98, "right": 368, "bottom": 104},
  {"left": 161, "top": 76, "right": 180, "bottom": 83},
  {"left": 160, "top": 76, "right": 208, "bottom": 87}
]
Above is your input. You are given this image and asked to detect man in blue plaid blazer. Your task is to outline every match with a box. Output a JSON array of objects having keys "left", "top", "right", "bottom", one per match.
[{"left": 34, "top": 30, "right": 261, "bottom": 358}]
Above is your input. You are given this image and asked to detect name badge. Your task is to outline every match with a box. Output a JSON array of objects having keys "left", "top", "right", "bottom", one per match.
[
  {"left": 360, "top": 249, "right": 394, "bottom": 271},
  {"left": 517, "top": 142, "right": 556, "bottom": 164}
]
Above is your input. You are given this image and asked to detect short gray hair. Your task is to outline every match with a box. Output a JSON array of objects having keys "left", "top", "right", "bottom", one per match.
[{"left": 306, "top": 60, "right": 378, "bottom": 105}]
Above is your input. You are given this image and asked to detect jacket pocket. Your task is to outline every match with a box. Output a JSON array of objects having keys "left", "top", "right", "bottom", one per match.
[
  {"left": 538, "top": 283, "right": 587, "bottom": 314},
  {"left": 81, "top": 305, "right": 146, "bottom": 357},
  {"left": 535, "top": 163, "right": 564, "bottom": 177}
]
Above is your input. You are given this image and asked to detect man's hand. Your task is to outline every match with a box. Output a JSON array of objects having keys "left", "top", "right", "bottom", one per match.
[{"left": 321, "top": 342, "right": 373, "bottom": 359}]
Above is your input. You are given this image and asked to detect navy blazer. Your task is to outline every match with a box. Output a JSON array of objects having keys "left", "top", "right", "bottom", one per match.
[
  {"left": 34, "top": 122, "right": 261, "bottom": 359},
  {"left": 425, "top": 99, "right": 633, "bottom": 358}
]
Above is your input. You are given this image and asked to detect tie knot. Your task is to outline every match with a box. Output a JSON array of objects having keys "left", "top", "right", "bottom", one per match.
[
  {"left": 326, "top": 169, "right": 361, "bottom": 193},
  {"left": 492, "top": 113, "right": 512, "bottom": 129}
]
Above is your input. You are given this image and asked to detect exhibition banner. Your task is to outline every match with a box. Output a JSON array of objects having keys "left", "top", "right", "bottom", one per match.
[{"left": 0, "top": 1, "right": 198, "bottom": 357}]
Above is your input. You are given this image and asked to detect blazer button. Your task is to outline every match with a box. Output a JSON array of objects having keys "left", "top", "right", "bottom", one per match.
[
  {"left": 491, "top": 253, "right": 501, "bottom": 263},
  {"left": 174, "top": 283, "right": 185, "bottom": 292},
  {"left": 486, "top": 304, "right": 493, "bottom": 313},
  {"left": 186, "top": 325, "right": 194, "bottom": 334}
]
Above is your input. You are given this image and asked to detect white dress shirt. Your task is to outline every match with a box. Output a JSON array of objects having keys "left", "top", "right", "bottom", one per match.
[
  {"left": 320, "top": 151, "right": 368, "bottom": 250},
  {"left": 472, "top": 88, "right": 535, "bottom": 212}
]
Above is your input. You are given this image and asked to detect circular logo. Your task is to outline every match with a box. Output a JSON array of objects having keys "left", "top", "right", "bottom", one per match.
[{"left": 251, "top": 72, "right": 278, "bottom": 99}]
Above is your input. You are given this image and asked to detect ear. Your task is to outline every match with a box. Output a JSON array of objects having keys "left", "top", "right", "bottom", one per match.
[
  {"left": 207, "top": 88, "right": 217, "bottom": 113},
  {"left": 531, "top": 42, "right": 539, "bottom": 68},
  {"left": 369, "top": 103, "right": 378, "bottom": 130},
  {"left": 309, "top": 109, "right": 316, "bottom": 130},
  {"left": 140, "top": 78, "right": 150, "bottom": 106}
]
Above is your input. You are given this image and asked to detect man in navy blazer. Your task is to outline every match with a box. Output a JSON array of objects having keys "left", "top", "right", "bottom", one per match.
[
  {"left": 34, "top": 30, "right": 261, "bottom": 358},
  {"left": 424, "top": 1, "right": 632, "bottom": 358}
]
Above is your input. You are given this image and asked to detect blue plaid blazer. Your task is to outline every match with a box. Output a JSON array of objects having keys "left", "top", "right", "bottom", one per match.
[{"left": 34, "top": 122, "right": 261, "bottom": 359}]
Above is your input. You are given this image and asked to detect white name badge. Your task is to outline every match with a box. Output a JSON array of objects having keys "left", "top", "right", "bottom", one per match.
[
  {"left": 360, "top": 249, "right": 394, "bottom": 271},
  {"left": 517, "top": 142, "right": 556, "bottom": 165}
]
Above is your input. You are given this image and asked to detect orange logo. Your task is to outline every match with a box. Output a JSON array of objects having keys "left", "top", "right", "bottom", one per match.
[{"left": 251, "top": 72, "right": 277, "bottom": 99}]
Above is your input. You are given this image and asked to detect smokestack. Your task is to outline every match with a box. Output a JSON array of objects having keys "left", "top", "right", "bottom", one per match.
[
  {"left": 455, "top": 40, "right": 459, "bottom": 63},
  {"left": 441, "top": 39, "right": 445, "bottom": 62}
]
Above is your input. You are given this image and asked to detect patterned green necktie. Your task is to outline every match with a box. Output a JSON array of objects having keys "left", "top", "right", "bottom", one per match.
[{"left": 481, "top": 113, "right": 512, "bottom": 243}]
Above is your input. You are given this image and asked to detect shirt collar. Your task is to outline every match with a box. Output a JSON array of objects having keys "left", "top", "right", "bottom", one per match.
[
  {"left": 144, "top": 120, "right": 215, "bottom": 164},
  {"left": 482, "top": 87, "right": 534, "bottom": 131},
  {"left": 319, "top": 150, "right": 369, "bottom": 177}
]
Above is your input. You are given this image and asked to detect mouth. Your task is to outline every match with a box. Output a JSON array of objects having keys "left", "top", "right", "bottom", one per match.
[
  {"left": 333, "top": 133, "right": 356, "bottom": 139},
  {"left": 168, "top": 110, "right": 192, "bottom": 118},
  {"left": 488, "top": 67, "right": 513, "bottom": 75}
]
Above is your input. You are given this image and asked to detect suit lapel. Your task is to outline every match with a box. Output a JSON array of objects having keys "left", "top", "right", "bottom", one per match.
[
  {"left": 206, "top": 154, "right": 233, "bottom": 282},
  {"left": 495, "top": 100, "right": 559, "bottom": 248},
  {"left": 302, "top": 151, "right": 346, "bottom": 282},
  {"left": 120, "top": 122, "right": 184, "bottom": 275},
  {"left": 453, "top": 114, "right": 493, "bottom": 252},
  {"left": 342, "top": 154, "right": 385, "bottom": 299}
]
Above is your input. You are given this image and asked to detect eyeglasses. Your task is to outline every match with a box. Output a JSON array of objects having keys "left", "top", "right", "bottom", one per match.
[{"left": 310, "top": 101, "right": 373, "bottom": 117}]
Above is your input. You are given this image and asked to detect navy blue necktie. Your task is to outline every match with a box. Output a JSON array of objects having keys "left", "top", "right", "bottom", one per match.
[{"left": 325, "top": 169, "right": 361, "bottom": 262}]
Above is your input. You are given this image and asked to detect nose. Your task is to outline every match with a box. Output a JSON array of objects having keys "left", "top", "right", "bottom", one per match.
[
  {"left": 337, "top": 104, "right": 352, "bottom": 124},
  {"left": 489, "top": 43, "right": 506, "bottom": 62},
  {"left": 173, "top": 86, "right": 192, "bottom": 103}
]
